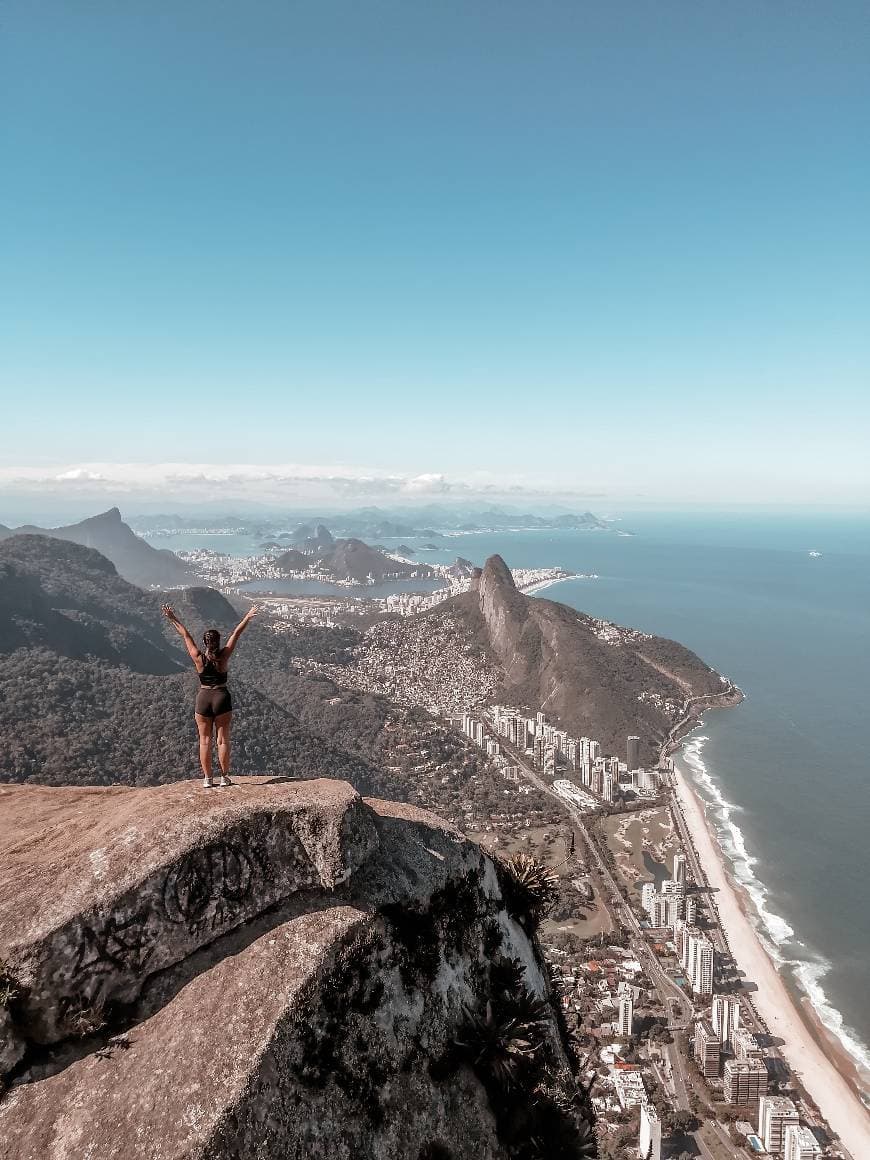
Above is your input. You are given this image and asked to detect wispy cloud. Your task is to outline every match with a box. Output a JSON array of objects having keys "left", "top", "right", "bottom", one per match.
[{"left": 0, "top": 462, "right": 608, "bottom": 506}]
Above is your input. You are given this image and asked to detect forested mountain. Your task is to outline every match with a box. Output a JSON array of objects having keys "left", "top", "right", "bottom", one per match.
[
  {"left": 0, "top": 535, "right": 394, "bottom": 790},
  {"left": 0, "top": 507, "right": 194, "bottom": 587}
]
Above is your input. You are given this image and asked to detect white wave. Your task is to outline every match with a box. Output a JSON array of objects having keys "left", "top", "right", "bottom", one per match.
[
  {"left": 678, "top": 733, "right": 870, "bottom": 1081},
  {"left": 788, "top": 956, "right": 870, "bottom": 1078},
  {"left": 680, "top": 736, "right": 795, "bottom": 953}
]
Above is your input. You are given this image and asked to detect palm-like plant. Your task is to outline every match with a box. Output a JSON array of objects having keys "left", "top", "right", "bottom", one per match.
[
  {"left": 522, "top": 1069, "right": 599, "bottom": 1159},
  {"left": 456, "top": 998, "right": 549, "bottom": 1090},
  {"left": 500, "top": 853, "right": 560, "bottom": 932}
]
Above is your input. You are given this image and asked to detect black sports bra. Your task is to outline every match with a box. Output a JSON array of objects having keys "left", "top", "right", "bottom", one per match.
[{"left": 198, "top": 654, "right": 228, "bottom": 687}]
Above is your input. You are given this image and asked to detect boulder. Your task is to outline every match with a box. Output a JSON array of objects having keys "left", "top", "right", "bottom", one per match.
[{"left": 0, "top": 778, "right": 577, "bottom": 1160}]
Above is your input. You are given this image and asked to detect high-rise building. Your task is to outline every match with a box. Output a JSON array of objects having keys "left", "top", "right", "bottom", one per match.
[
  {"left": 626, "top": 735, "right": 640, "bottom": 769},
  {"left": 673, "top": 852, "right": 687, "bottom": 884},
  {"left": 783, "top": 1124, "right": 822, "bottom": 1160},
  {"left": 684, "top": 895, "right": 699, "bottom": 925},
  {"left": 533, "top": 737, "right": 544, "bottom": 769},
  {"left": 686, "top": 932, "right": 715, "bottom": 997},
  {"left": 589, "top": 740, "right": 601, "bottom": 762},
  {"left": 693, "top": 1019, "right": 721, "bottom": 1079},
  {"left": 648, "top": 894, "right": 669, "bottom": 929},
  {"left": 732, "top": 1027, "right": 763, "bottom": 1062},
  {"left": 617, "top": 994, "right": 634, "bottom": 1037},
  {"left": 639, "top": 1101, "right": 662, "bottom": 1160},
  {"left": 673, "top": 918, "right": 687, "bottom": 958},
  {"left": 603, "top": 771, "right": 615, "bottom": 802},
  {"left": 759, "top": 1096, "right": 799, "bottom": 1156},
  {"left": 641, "top": 881, "right": 657, "bottom": 913},
  {"left": 723, "top": 1058, "right": 768, "bottom": 1105},
  {"left": 661, "top": 878, "right": 685, "bottom": 919},
  {"left": 711, "top": 995, "right": 741, "bottom": 1047},
  {"left": 543, "top": 745, "right": 556, "bottom": 776}
]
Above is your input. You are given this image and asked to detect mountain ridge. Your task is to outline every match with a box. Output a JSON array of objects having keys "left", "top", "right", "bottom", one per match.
[{"left": 0, "top": 508, "right": 195, "bottom": 588}]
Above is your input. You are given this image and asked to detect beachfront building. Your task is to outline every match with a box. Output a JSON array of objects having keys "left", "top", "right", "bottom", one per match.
[
  {"left": 693, "top": 1019, "right": 721, "bottom": 1079},
  {"left": 685, "top": 931, "right": 715, "bottom": 997},
  {"left": 672, "top": 851, "right": 687, "bottom": 884},
  {"left": 638, "top": 1101, "right": 662, "bottom": 1160},
  {"left": 617, "top": 994, "right": 634, "bottom": 1038},
  {"left": 759, "top": 1096, "right": 799, "bottom": 1155},
  {"left": 684, "top": 894, "right": 698, "bottom": 925},
  {"left": 783, "top": 1124, "right": 822, "bottom": 1160},
  {"left": 724, "top": 1058, "right": 768, "bottom": 1105},
  {"left": 712, "top": 995, "right": 741, "bottom": 1047},
  {"left": 732, "top": 1027, "right": 763, "bottom": 1062}
]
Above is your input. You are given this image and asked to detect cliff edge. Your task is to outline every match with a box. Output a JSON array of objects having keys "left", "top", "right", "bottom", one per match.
[{"left": 0, "top": 778, "right": 590, "bottom": 1160}]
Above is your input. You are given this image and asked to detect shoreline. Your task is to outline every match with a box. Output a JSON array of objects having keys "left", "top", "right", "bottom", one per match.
[{"left": 670, "top": 740, "right": 870, "bottom": 1158}]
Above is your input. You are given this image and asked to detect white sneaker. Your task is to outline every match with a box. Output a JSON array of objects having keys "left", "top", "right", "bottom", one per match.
[
  {"left": 218, "top": 775, "right": 232, "bottom": 787},
  {"left": 202, "top": 778, "right": 214, "bottom": 789}
]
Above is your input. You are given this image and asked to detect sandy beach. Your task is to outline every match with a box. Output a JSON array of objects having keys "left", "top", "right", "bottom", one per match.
[{"left": 671, "top": 762, "right": 870, "bottom": 1159}]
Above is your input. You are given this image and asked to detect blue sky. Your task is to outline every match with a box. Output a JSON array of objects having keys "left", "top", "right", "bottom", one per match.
[{"left": 2, "top": 1, "right": 868, "bottom": 509}]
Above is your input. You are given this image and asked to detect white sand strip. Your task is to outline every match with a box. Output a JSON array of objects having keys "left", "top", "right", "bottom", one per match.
[{"left": 672, "top": 765, "right": 870, "bottom": 1158}]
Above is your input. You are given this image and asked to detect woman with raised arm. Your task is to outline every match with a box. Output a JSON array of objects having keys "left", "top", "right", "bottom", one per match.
[{"left": 161, "top": 603, "right": 258, "bottom": 788}]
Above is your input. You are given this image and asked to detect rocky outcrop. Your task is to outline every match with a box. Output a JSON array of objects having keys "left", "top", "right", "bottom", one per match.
[
  {"left": 0, "top": 778, "right": 584, "bottom": 1160},
  {"left": 456, "top": 555, "right": 736, "bottom": 765}
]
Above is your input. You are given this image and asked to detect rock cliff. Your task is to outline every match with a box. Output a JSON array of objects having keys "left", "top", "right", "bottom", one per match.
[{"left": 0, "top": 779, "right": 591, "bottom": 1160}]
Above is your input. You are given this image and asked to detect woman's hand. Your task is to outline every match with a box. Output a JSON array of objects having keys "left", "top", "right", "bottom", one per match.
[
  {"left": 161, "top": 603, "right": 178, "bottom": 623},
  {"left": 244, "top": 605, "right": 258, "bottom": 621}
]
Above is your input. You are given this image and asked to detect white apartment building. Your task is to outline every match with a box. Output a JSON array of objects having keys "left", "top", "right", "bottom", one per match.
[
  {"left": 686, "top": 932, "right": 715, "bottom": 997},
  {"left": 673, "top": 851, "right": 687, "bottom": 884},
  {"left": 617, "top": 994, "right": 634, "bottom": 1037},
  {"left": 732, "top": 1027, "right": 763, "bottom": 1061},
  {"left": 711, "top": 995, "right": 741, "bottom": 1047},
  {"left": 758, "top": 1096, "right": 799, "bottom": 1156},
  {"left": 783, "top": 1124, "right": 822, "bottom": 1160}
]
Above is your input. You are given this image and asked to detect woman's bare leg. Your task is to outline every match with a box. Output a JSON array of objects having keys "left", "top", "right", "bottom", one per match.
[
  {"left": 195, "top": 714, "right": 214, "bottom": 781},
  {"left": 215, "top": 712, "right": 232, "bottom": 779}
]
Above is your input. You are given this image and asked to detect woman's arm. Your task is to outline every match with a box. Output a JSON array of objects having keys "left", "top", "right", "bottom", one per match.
[
  {"left": 161, "top": 604, "right": 201, "bottom": 663},
  {"left": 222, "top": 606, "right": 258, "bottom": 658}
]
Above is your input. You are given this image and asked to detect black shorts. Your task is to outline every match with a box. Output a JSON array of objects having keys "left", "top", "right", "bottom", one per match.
[{"left": 195, "top": 686, "right": 232, "bottom": 718}]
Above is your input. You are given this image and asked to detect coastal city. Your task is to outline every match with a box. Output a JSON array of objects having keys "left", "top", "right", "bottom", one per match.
[{"left": 453, "top": 706, "right": 840, "bottom": 1160}]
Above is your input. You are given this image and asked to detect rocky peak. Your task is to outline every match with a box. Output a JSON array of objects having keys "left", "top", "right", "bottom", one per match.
[
  {"left": 0, "top": 778, "right": 587, "bottom": 1159},
  {"left": 474, "top": 555, "right": 536, "bottom": 684}
]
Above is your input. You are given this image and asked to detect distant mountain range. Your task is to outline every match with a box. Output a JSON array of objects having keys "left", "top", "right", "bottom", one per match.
[
  {"left": 128, "top": 504, "right": 616, "bottom": 540},
  {"left": 0, "top": 508, "right": 195, "bottom": 588}
]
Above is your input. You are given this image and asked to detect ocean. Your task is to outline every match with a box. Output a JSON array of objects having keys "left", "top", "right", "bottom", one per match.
[{"left": 151, "top": 512, "right": 870, "bottom": 1081}]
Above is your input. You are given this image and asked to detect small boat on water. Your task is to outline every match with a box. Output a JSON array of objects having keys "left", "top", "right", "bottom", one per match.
[{"left": 808, "top": 550, "right": 822, "bottom": 558}]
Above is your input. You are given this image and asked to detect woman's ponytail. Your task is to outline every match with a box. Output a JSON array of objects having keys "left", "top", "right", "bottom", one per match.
[{"left": 203, "top": 628, "right": 221, "bottom": 664}]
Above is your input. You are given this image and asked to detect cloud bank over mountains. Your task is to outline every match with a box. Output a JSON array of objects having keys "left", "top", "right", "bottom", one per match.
[{"left": 0, "top": 462, "right": 608, "bottom": 510}]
